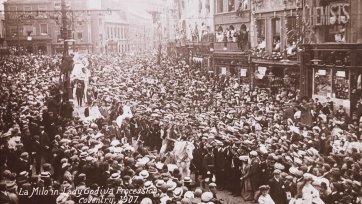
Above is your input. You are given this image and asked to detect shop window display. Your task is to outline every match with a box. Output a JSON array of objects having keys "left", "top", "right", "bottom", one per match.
[
  {"left": 314, "top": 69, "right": 332, "bottom": 96},
  {"left": 333, "top": 70, "right": 349, "bottom": 99}
]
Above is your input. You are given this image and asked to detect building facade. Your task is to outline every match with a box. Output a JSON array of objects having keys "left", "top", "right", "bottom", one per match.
[
  {"left": 300, "top": 0, "right": 362, "bottom": 115},
  {"left": 0, "top": 9, "right": 5, "bottom": 47},
  {"left": 212, "top": 0, "right": 250, "bottom": 80},
  {"left": 89, "top": 0, "right": 130, "bottom": 54},
  {"left": 4, "top": 0, "right": 55, "bottom": 54},
  {"left": 104, "top": 19, "right": 129, "bottom": 54},
  {"left": 4, "top": 0, "right": 93, "bottom": 55},
  {"left": 249, "top": 0, "right": 302, "bottom": 92},
  {"left": 126, "top": 9, "right": 154, "bottom": 53}
]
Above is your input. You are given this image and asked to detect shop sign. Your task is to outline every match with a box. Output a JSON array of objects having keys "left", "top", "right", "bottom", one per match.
[
  {"left": 303, "top": 1, "right": 350, "bottom": 27},
  {"left": 317, "top": 69, "right": 326, "bottom": 76},
  {"left": 336, "top": 71, "right": 346, "bottom": 78},
  {"left": 240, "top": 68, "right": 247, "bottom": 77}
]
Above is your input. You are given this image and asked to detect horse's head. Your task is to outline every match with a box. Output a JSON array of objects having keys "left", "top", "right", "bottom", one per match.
[
  {"left": 185, "top": 141, "right": 195, "bottom": 160},
  {"left": 173, "top": 141, "right": 195, "bottom": 161}
]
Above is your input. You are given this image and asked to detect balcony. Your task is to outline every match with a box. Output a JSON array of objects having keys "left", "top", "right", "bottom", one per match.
[
  {"left": 8, "top": 35, "right": 52, "bottom": 41},
  {"left": 214, "top": 42, "right": 247, "bottom": 52}
]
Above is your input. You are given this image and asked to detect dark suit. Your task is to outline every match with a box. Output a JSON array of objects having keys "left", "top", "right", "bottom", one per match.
[
  {"left": 268, "top": 177, "right": 287, "bottom": 204},
  {"left": 214, "top": 147, "right": 226, "bottom": 188},
  {"left": 191, "top": 145, "right": 204, "bottom": 184}
]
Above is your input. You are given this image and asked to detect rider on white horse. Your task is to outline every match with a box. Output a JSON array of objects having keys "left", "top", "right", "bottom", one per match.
[{"left": 159, "top": 123, "right": 195, "bottom": 179}]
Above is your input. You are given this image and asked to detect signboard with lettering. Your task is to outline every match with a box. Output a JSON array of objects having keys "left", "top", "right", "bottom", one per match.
[{"left": 303, "top": 0, "right": 350, "bottom": 27}]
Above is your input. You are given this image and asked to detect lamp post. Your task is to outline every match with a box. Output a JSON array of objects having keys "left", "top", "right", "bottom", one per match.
[{"left": 61, "top": 0, "right": 69, "bottom": 58}]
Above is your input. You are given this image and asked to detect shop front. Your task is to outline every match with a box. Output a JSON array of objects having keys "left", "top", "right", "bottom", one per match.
[
  {"left": 214, "top": 52, "right": 250, "bottom": 84},
  {"left": 302, "top": 44, "right": 362, "bottom": 115},
  {"left": 189, "top": 42, "right": 212, "bottom": 73},
  {"left": 252, "top": 58, "right": 300, "bottom": 93},
  {"left": 175, "top": 45, "right": 189, "bottom": 64}
]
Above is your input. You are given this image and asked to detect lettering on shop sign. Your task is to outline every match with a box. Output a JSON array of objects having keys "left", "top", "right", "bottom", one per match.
[{"left": 303, "top": 2, "right": 350, "bottom": 27}]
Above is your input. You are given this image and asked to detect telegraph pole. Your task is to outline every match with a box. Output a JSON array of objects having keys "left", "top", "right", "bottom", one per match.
[
  {"left": 61, "top": 0, "right": 68, "bottom": 57},
  {"left": 148, "top": 9, "right": 162, "bottom": 65}
]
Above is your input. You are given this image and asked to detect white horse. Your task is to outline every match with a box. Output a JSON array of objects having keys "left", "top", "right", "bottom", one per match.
[{"left": 172, "top": 141, "right": 195, "bottom": 179}]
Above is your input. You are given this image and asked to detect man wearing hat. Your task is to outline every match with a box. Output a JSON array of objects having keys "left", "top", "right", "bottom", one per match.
[
  {"left": 0, "top": 181, "right": 18, "bottom": 204},
  {"left": 16, "top": 152, "right": 31, "bottom": 175},
  {"left": 202, "top": 145, "right": 215, "bottom": 188},
  {"left": 214, "top": 141, "right": 226, "bottom": 190},
  {"left": 191, "top": 142, "right": 204, "bottom": 187},
  {"left": 137, "top": 140, "right": 149, "bottom": 156},
  {"left": 268, "top": 169, "right": 287, "bottom": 204}
]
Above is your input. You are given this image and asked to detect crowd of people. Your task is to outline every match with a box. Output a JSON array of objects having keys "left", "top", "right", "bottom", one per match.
[{"left": 0, "top": 50, "right": 362, "bottom": 204}]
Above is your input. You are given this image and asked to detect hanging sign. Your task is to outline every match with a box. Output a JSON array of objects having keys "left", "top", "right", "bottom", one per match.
[
  {"left": 221, "top": 67, "right": 227, "bottom": 75},
  {"left": 240, "top": 68, "right": 247, "bottom": 77}
]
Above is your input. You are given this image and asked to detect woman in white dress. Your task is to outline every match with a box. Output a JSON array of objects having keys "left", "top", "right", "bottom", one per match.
[
  {"left": 258, "top": 185, "right": 275, "bottom": 204},
  {"left": 301, "top": 173, "right": 325, "bottom": 204}
]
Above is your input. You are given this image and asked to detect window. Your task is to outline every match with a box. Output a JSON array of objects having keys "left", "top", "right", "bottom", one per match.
[
  {"left": 57, "top": 34, "right": 62, "bottom": 42},
  {"left": 205, "top": 0, "right": 210, "bottom": 13},
  {"left": 9, "top": 26, "right": 18, "bottom": 37},
  {"left": 272, "top": 18, "right": 281, "bottom": 39},
  {"left": 99, "top": 18, "right": 102, "bottom": 26},
  {"left": 286, "top": 16, "right": 297, "bottom": 40},
  {"left": 333, "top": 70, "right": 349, "bottom": 99},
  {"left": 77, "top": 32, "right": 83, "bottom": 41},
  {"left": 217, "top": 0, "right": 223, "bottom": 13},
  {"left": 238, "top": 0, "right": 249, "bottom": 10},
  {"left": 272, "top": 18, "right": 281, "bottom": 52},
  {"left": 37, "top": 6, "right": 47, "bottom": 18},
  {"left": 54, "top": 2, "right": 61, "bottom": 10},
  {"left": 314, "top": 69, "right": 332, "bottom": 96},
  {"left": 23, "top": 26, "right": 34, "bottom": 36},
  {"left": 325, "top": 25, "right": 346, "bottom": 43},
  {"left": 40, "top": 24, "right": 48, "bottom": 35},
  {"left": 199, "top": 0, "right": 202, "bottom": 13},
  {"left": 9, "top": 6, "right": 17, "bottom": 13},
  {"left": 228, "top": 0, "right": 235, "bottom": 12},
  {"left": 107, "top": 27, "right": 109, "bottom": 39},
  {"left": 24, "top": 6, "right": 32, "bottom": 14},
  {"left": 256, "top": 19, "right": 265, "bottom": 45}
]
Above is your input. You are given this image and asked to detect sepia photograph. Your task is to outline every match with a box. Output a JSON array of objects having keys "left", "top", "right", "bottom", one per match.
[{"left": 0, "top": 0, "right": 362, "bottom": 203}]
